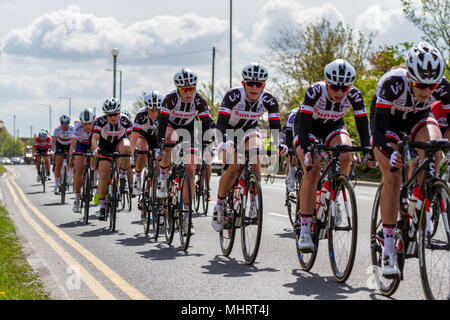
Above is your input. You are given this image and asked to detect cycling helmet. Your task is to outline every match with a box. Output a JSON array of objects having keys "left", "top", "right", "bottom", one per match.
[
  {"left": 324, "top": 59, "right": 356, "bottom": 86},
  {"left": 79, "top": 108, "right": 95, "bottom": 123},
  {"left": 59, "top": 114, "right": 71, "bottom": 123},
  {"left": 121, "top": 109, "right": 132, "bottom": 119},
  {"left": 242, "top": 63, "right": 269, "bottom": 82},
  {"left": 173, "top": 68, "right": 198, "bottom": 87},
  {"left": 143, "top": 90, "right": 163, "bottom": 109},
  {"left": 406, "top": 42, "right": 445, "bottom": 84},
  {"left": 38, "top": 129, "right": 48, "bottom": 141},
  {"left": 102, "top": 98, "right": 121, "bottom": 114}
]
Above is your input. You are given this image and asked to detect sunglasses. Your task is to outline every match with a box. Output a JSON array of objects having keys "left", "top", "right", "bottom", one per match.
[
  {"left": 244, "top": 81, "right": 265, "bottom": 88},
  {"left": 329, "top": 84, "right": 350, "bottom": 92},
  {"left": 106, "top": 112, "right": 120, "bottom": 118},
  {"left": 179, "top": 87, "right": 196, "bottom": 93},
  {"left": 411, "top": 82, "right": 440, "bottom": 90},
  {"left": 60, "top": 121, "right": 70, "bottom": 125}
]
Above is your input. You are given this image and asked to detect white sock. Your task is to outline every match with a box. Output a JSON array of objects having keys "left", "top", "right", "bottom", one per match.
[
  {"left": 383, "top": 225, "right": 396, "bottom": 256},
  {"left": 300, "top": 215, "right": 312, "bottom": 235}
]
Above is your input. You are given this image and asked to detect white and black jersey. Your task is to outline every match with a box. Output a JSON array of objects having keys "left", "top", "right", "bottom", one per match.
[
  {"left": 133, "top": 107, "right": 157, "bottom": 136},
  {"left": 53, "top": 126, "right": 74, "bottom": 146},
  {"left": 72, "top": 121, "right": 93, "bottom": 144},
  {"left": 217, "top": 87, "right": 281, "bottom": 138},
  {"left": 93, "top": 114, "right": 133, "bottom": 146}
]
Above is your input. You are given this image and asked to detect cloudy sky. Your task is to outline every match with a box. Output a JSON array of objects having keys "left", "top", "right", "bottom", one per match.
[{"left": 0, "top": 0, "right": 424, "bottom": 137}]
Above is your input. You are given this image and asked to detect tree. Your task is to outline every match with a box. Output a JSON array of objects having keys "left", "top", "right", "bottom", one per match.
[
  {"left": 131, "top": 92, "right": 147, "bottom": 117},
  {"left": 401, "top": 0, "right": 450, "bottom": 70},
  {"left": 269, "top": 18, "right": 376, "bottom": 122},
  {"left": 368, "top": 43, "right": 413, "bottom": 77}
]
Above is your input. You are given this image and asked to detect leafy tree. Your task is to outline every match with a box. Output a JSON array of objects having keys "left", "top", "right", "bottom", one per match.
[{"left": 401, "top": 0, "right": 450, "bottom": 70}]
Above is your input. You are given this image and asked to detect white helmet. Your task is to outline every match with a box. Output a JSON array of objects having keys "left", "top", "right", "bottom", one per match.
[
  {"left": 59, "top": 114, "right": 71, "bottom": 123},
  {"left": 79, "top": 108, "right": 95, "bottom": 123},
  {"left": 122, "top": 109, "right": 132, "bottom": 119},
  {"left": 144, "top": 90, "right": 163, "bottom": 109},
  {"left": 406, "top": 42, "right": 445, "bottom": 84},
  {"left": 242, "top": 63, "right": 269, "bottom": 82},
  {"left": 38, "top": 129, "right": 48, "bottom": 141},
  {"left": 173, "top": 68, "right": 197, "bottom": 87},
  {"left": 102, "top": 98, "right": 121, "bottom": 114},
  {"left": 324, "top": 59, "right": 356, "bottom": 86}
]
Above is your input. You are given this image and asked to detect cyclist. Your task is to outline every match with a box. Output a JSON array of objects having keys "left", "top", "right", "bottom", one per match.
[
  {"left": 69, "top": 108, "right": 96, "bottom": 213},
  {"left": 52, "top": 114, "right": 74, "bottom": 195},
  {"left": 130, "top": 90, "right": 163, "bottom": 196},
  {"left": 431, "top": 100, "right": 449, "bottom": 140},
  {"left": 372, "top": 42, "right": 450, "bottom": 278},
  {"left": 293, "top": 58, "right": 374, "bottom": 251},
  {"left": 91, "top": 98, "right": 133, "bottom": 221},
  {"left": 285, "top": 107, "right": 300, "bottom": 191},
  {"left": 32, "top": 129, "right": 52, "bottom": 182},
  {"left": 211, "top": 63, "right": 282, "bottom": 232},
  {"left": 156, "top": 68, "right": 211, "bottom": 234}
]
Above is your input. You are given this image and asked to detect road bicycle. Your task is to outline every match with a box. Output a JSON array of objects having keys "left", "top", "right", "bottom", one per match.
[
  {"left": 160, "top": 139, "right": 193, "bottom": 251},
  {"left": 77, "top": 152, "right": 95, "bottom": 224},
  {"left": 136, "top": 149, "right": 161, "bottom": 239},
  {"left": 285, "top": 155, "right": 303, "bottom": 226},
  {"left": 57, "top": 151, "right": 70, "bottom": 204},
  {"left": 295, "top": 143, "right": 371, "bottom": 282},
  {"left": 37, "top": 152, "right": 49, "bottom": 193},
  {"left": 219, "top": 147, "right": 263, "bottom": 265},
  {"left": 98, "top": 152, "right": 130, "bottom": 232},
  {"left": 119, "top": 169, "right": 133, "bottom": 212},
  {"left": 370, "top": 136, "right": 450, "bottom": 299},
  {"left": 193, "top": 142, "right": 212, "bottom": 216}
]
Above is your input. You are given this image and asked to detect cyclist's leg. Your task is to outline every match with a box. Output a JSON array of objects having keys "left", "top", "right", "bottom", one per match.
[
  {"left": 185, "top": 149, "right": 198, "bottom": 203},
  {"left": 134, "top": 136, "right": 148, "bottom": 193},
  {"left": 326, "top": 128, "right": 352, "bottom": 176},
  {"left": 116, "top": 138, "right": 132, "bottom": 185},
  {"left": 157, "top": 126, "right": 176, "bottom": 197},
  {"left": 35, "top": 152, "right": 42, "bottom": 173}
]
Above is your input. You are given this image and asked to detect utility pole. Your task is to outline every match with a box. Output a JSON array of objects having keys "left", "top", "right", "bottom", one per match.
[
  {"left": 229, "top": 0, "right": 232, "bottom": 88},
  {"left": 111, "top": 48, "right": 119, "bottom": 99},
  {"left": 13, "top": 115, "right": 16, "bottom": 156},
  {"left": 212, "top": 46, "right": 216, "bottom": 107},
  {"left": 30, "top": 126, "right": 33, "bottom": 139},
  {"left": 60, "top": 97, "right": 72, "bottom": 116}
]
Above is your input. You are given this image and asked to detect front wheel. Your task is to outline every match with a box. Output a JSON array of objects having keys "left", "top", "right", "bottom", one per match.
[
  {"left": 240, "top": 172, "right": 263, "bottom": 265},
  {"left": 327, "top": 175, "right": 358, "bottom": 283},
  {"left": 178, "top": 171, "right": 192, "bottom": 251},
  {"left": 418, "top": 180, "right": 450, "bottom": 300},
  {"left": 201, "top": 165, "right": 210, "bottom": 216},
  {"left": 82, "top": 168, "right": 91, "bottom": 224},
  {"left": 60, "top": 165, "right": 67, "bottom": 204},
  {"left": 220, "top": 192, "right": 237, "bottom": 256}
]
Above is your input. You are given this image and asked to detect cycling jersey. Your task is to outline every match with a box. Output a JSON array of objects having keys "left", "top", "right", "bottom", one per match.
[
  {"left": 157, "top": 89, "right": 211, "bottom": 143},
  {"left": 217, "top": 87, "right": 281, "bottom": 142},
  {"left": 431, "top": 100, "right": 448, "bottom": 129},
  {"left": 93, "top": 114, "right": 133, "bottom": 148},
  {"left": 53, "top": 126, "right": 74, "bottom": 145},
  {"left": 133, "top": 107, "right": 158, "bottom": 147},
  {"left": 34, "top": 136, "right": 52, "bottom": 150},
  {"left": 72, "top": 121, "right": 93, "bottom": 145},
  {"left": 372, "top": 68, "right": 450, "bottom": 158},
  {"left": 285, "top": 107, "right": 299, "bottom": 150},
  {"left": 294, "top": 81, "right": 370, "bottom": 151}
]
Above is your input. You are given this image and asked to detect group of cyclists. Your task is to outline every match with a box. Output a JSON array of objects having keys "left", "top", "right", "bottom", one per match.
[{"left": 31, "top": 41, "right": 449, "bottom": 291}]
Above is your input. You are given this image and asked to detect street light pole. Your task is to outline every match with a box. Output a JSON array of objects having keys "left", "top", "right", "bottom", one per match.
[
  {"left": 59, "top": 96, "right": 72, "bottom": 116},
  {"left": 41, "top": 104, "right": 52, "bottom": 134},
  {"left": 111, "top": 48, "right": 119, "bottom": 99},
  {"left": 105, "top": 68, "right": 122, "bottom": 102}
]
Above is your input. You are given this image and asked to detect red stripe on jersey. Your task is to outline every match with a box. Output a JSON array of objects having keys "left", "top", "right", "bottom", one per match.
[
  {"left": 300, "top": 110, "right": 313, "bottom": 114},
  {"left": 219, "top": 111, "right": 231, "bottom": 116},
  {"left": 354, "top": 112, "right": 367, "bottom": 117},
  {"left": 160, "top": 111, "right": 170, "bottom": 116},
  {"left": 376, "top": 103, "right": 391, "bottom": 109},
  {"left": 269, "top": 116, "right": 280, "bottom": 120}
]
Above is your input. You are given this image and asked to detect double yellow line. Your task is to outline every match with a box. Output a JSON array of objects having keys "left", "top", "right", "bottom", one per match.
[{"left": 4, "top": 166, "right": 148, "bottom": 300}]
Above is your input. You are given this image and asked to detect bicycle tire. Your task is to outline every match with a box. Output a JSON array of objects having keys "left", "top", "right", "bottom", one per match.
[
  {"left": 109, "top": 172, "right": 118, "bottom": 232},
  {"left": 61, "top": 165, "right": 67, "bottom": 204},
  {"left": 418, "top": 180, "right": 450, "bottom": 300},
  {"left": 240, "top": 172, "right": 263, "bottom": 265},
  {"left": 141, "top": 173, "right": 151, "bottom": 234},
  {"left": 82, "top": 167, "right": 91, "bottom": 224},
  {"left": 127, "top": 171, "right": 133, "bottom": 212},
  {"left": 369, "top": 182, "right": 401, "bottom": 296},
  {"left": 193, "top": 166, "right": 201, "bottom": 213},
  {"left": 163, "top": 176, "right": 175, "bottom": 244},
  {"left": 220, "top": 192, "right": 237, "bottom": 256},
  {"left": 41, "top": 162, "right": 46, "bottom": 193},
  {"left": 150, "top": 170, "right": 160, "bottom": 240},
  {"left": 327, "top": 175, "right": 358, "bottom": 283},
  {"left": 201, "top": 165, "right": 209, "bottom": 216},
  {"left": 295, "top": 177, "right": 319, "bottom": 271},
  {"left": 178, "top": 171, "right": 192, "bottom": 251}
]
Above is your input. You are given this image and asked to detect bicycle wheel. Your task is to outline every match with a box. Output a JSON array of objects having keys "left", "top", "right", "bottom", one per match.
[
  {"left": 82, "top": 168, "right": 91, "bottom": 224},
  {"left": 369, "top": 182, "right": 401, "bottom": 296},
  {"left": 127, "top": 171, "right": 133, "bottom": 212},
  {"left": 295, "top": 177, "right": 319, "bottom": 271},
  {"left": 327, "top": 175, "right": 358, "bottom": 283},
  {"left": 240, "top": 172, "right": 263, "bottom": 265},
  {"left": 163, "top": 177, "right": 175, "bottom": 244},
  {"left": 201, "top": 165, "right": 210, "bottom": 216},
  {"left": 193, "top": 167, "right": 201, "bottom": 213},
  {"left": 61, "top": 165, "right": 67, "bottom": 204},
  {"left": 140, "top": 173, "right": 151, "bottom": 234},
  {"left": 220, "top": 192, "right": 237, "bottom": 256},
  {"left": 109, "top": 173, "right": 119, "bottom": 232},
  {"left": 41, "top": 162, "right": 46, "bottom": 193},
  {"left": 149, "top": 171, "right": 160, "bottom": 240},
  {"left": 120, "top": 178, "right": 127, "bottom": 211},
  {"left": 418, "top": 180, "right": 450, "bottom": 300},
  {"left": 178, "top": 171, "right": 192, "bottom": 251}
]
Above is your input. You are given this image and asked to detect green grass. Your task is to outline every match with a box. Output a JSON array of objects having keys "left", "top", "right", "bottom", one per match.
[
  {"left": 0, "top": 163, "right": 5, "bottom": 175},
  {"left": 0, "top": 206, "right": 50, "bottom": 300}
]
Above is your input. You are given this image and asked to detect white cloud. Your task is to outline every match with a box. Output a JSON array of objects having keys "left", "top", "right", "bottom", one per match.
[{"left": 355, "top": 4, "right": 404, "bottom": 34}]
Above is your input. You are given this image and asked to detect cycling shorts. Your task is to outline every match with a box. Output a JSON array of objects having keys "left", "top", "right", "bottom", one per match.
[
  {"left": 55, "top": 142, "right": 70, "bottom": 156},
  {"left": 294, "top": 118, "right": 349, "bottom": 149}
]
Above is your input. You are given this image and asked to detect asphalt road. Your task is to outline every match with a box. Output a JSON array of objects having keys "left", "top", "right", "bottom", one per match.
[{"left": 0, "top": 164, "right": 431, "bottom": 300}]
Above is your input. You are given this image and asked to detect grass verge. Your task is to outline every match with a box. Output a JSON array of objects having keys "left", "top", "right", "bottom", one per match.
[
  {"left": 0, "top": 206, "right": 50, "bottom": 300},
  {"left": 0, "top": 163, "right": 5, "bottom": 175}
]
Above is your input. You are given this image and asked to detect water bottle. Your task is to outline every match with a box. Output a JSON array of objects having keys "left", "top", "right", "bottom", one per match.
[
  {"left": 316, "top": 180, "right": 331, "bottom": 220},
  {"left": 233, "top": 178, "right": 245, "bottom": 211},
  {"left": 408, "top": 186, "right": 424, "bottom": 217}
]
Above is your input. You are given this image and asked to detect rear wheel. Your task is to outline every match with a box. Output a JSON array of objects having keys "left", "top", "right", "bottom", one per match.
[
  {"left": 178, "top": 171, "right": 192, "bottom": 251},
  {"left": 82, "top": 168, "right": 91, "bottom": 224},
  {"left": 60, "top": 165, "right": 67, "bottom": 204},
  {"left": 240, "top": 172, "right": 263, "bottom": 265},
  {"left": 418, "top": 180, "right": 450, "bottom": 300},
  {"left": 109, "top": 172, "right": 119, "bottom": 232},
  {"left": 220, "top": 192, "right": 237, "bottom": 256},
  {"left": 163, "top": 176, "right": 175, "bottom": 244},
  {"left": 193, "top": 165, "right": 201, "bottom": 213},
  {"left": 201, "top": 165, "right": 210, "bottom": 216},
  {"left": 149, "top": 171, "right": 160, "bottom": 240}
]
